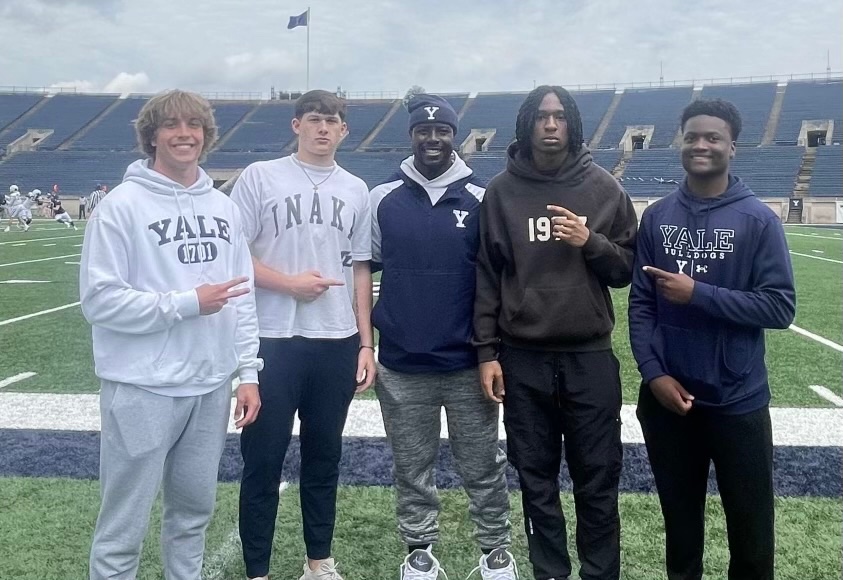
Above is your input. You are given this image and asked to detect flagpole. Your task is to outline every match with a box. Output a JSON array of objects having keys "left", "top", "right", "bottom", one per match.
[{"left": 306, "top": 6, "right": 311, "bottom": 91}]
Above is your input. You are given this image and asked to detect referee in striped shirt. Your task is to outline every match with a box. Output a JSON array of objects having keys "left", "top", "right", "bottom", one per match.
[{"left": 88, "top": 184, "right": 108, "bottom": 214}]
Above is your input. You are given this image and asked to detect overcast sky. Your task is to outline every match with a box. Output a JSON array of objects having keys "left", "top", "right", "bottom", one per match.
[{"left": 1, "top": 0, "right": 841, "bottom": 97}]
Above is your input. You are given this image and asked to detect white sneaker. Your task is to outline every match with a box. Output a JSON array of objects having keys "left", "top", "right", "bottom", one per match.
[
  {"left": 23, "top": 224, "right": 30, "bottom": 232},
  {"left": 3, "top": 226, "right": 9, "bottom": 232},
  {"left": 247, "top": 576, "right": 269, "bottom": 580},
  {"left": 300, "top": 558, "right": 344, "bottom": 580},
  {"left": 65, "top": 222, "right": 71, "bottom": 228},
  {"left": 466, "top": 548, "right": 518, "bottom": 580},
  {"left": 401, "top": 548, "right": 448, "bottom": 580}
]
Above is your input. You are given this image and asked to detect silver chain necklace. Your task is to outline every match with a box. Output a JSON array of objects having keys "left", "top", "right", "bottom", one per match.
[{"left": 293, "top": 155, "right": 337, "bottom": 193}]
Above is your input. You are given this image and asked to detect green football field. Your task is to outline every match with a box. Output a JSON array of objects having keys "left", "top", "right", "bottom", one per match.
[{"left": 0, "top": 220, "right": 841, "bottom": 579}]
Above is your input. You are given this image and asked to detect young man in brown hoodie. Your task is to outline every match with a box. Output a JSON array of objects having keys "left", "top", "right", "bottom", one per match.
[{"left": 473, "top": 85, "right": 638, "bottom": 580}]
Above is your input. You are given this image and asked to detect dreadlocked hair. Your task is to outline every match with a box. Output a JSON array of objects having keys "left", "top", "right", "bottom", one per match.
[{"left": 514, "top": 85, "right": 583, "bottom": 158}]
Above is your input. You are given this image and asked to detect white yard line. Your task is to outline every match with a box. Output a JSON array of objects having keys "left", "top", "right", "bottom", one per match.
[
  {"left": 11, "top": 243, "right": 26, "bottom": 247},
  {"left": 809, "top": 385, "right": 843, "bottom": 407},
  {"left": 788, "top": 251, "right": 843, "bottom": 264},
  {"left": 786, "top": 232, "right": 843, "bottom": 241},
  {"left": 0, "top": 253, "right": 81, "bottom": 268},
  {"left": 0, "top": 393, "right": 840, "bottom": 446},
  {"left": 0, "top": 302, "right": 81, "bottom": 327},
  {"left": 0, "top": 234, "right": 83, "bottom": 245},
  {"left": 64, "top": 261, "right": 81, "bottom": 265},
  {"left": 0, "top": 372, "right": 37, "bottom": 389},
  {"left": 789, "top": 324, "right": 843, "bottom": 353},
  {"left": 42, "top": 243, "right": 57, "bottom": 247},
  {"left": 202, "top": 482, "right": 289, "bottom": 580}
]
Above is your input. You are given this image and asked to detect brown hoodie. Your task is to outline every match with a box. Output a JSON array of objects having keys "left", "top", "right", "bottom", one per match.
[{"left": 473, "top": 143, "right": 637, "bottom": 362}]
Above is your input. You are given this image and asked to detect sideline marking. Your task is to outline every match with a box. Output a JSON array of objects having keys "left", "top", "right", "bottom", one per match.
[
  {"left": 786, "top": 232, "right": 843, "bottom": 241},
  {"left": 809, "top": 385, "right": 843, "bottom": 407},
  {"left": 0, "top": 254, "right": 81, "bottom": 268},
  {"left": 0, "top": 234, "right": 83, "bottom": 246},
  {"left": 0, "top": 280, "right": 51, "bottom": 284},
  {"left": 0, "top": 302, "right": 81, "bottom": 327},
  {"left": 789, "top": 251, "right": 843, "bottom": 264},
  {"left": 789, "top": 324, "right": 843, "bottom": 353},
  {"left": 0, "top": 372, "right": 37, "bottom": 390}
]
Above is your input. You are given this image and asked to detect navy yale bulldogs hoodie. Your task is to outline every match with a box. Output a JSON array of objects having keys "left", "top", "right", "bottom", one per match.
[
  {"left": 473, "top": 143, "right": 638, "bottom": 362},
  {"left": 371, "top": 154, "right": 486, "bottom": 372},
  {"left": 629, "top": 176, "right": 796, "bottom": 414}
]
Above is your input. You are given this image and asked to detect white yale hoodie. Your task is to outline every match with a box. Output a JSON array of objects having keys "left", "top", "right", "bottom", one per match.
[{"left": 80, "top": 159, "right": 262, "bottom": 396}]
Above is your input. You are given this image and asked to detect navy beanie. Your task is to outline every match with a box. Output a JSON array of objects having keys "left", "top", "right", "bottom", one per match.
[{"left": 408, "top": 94, "right": 458, "bottom": 135}]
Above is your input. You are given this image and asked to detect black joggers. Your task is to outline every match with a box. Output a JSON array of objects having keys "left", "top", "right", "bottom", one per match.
[
  {"left": 500, "top": 345, "right": 623, "bottom": 580},
  {"left": 637, "top": 384, "right": 774, "bottom": 580},
  {"left": 239, "top": 335, "right": 359, "bottom": 579}
]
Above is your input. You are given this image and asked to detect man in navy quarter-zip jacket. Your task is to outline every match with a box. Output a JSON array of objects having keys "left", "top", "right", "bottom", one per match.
[
  {"left": 473, "top": 85, "right": 638, "bottom": 580},
  {"left": 629, "top": 98, "right": 795, "bottom": 580},
  {"left": 370, "top": 94, "right": 517, "bottom": 580}
]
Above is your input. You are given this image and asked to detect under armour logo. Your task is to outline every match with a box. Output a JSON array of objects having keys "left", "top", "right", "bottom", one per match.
[
  {"left": 453, "top": 209, "right": 469, "bottom": 228},
  {"left": 424, "top": 106, "right": 439, "bottom": 120},
  {"left": 696, "top": 264, "right": 708, "bottom": 273},
  {"left": 676, "top": 259, "right": 688, "bottom": 274}
]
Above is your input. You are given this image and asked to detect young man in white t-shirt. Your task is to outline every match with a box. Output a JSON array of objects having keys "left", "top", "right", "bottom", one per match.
[{"left": 231, "top": 90, "right": 376, "bottom": 580}]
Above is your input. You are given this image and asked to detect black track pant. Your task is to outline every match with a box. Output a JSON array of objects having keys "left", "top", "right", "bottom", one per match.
[
  {"left": 500, "top": 345, "right": 622, "bottom": 580},
  {"left": 637, "top": 384, "right": 774, "bottom": 580}
]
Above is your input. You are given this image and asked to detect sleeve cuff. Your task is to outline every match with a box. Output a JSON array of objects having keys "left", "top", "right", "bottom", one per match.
[
  {"left": 477, "top": 344, "right": 499, "bottom": 364},
  {"left": 639, "top": 359, "right": 667, "bottom": 384},
  {"left": 238, "top": 368, "right": 259, "bottom": 385},
  {"left": 580, "top": 231, "right": 607, "bottom": 260},
  {"left": 690, "top": 281, "right": 715, "bottom": 309},
  {"left": 175, "top": 289, "right": 201, "bottom": 319}
]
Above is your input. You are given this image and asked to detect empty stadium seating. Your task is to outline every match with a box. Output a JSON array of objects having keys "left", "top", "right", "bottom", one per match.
[
  {"left": 458, "top": 93, "right": 526, "bottom": 150},
  {"left": 0, "top": 94, "right": 116, "bottom": 150},
  {"left": 218, "top": 102, "right": 296, "bottom": 152},
  {"left": 699, "top": 83, "right": 776, "bottom": 146},
  {"left": 601, "top": 87, "right": 693, "bottom": 149},
  {"left": 573, "top": 90, "right": 616, "bottom": 145},
  {"left": 809, "top": 146, "right": 843, "bottom": 196},
  {"left": 71, "top": 97, "right": 147, "bottom": 151},
  {"left": 0, "top": 151, "right": 142, "bottom": 193},
  {"left": 341, "top": 102, "right": 393, "bottom": 150},
  {"left": 0, "top": 94, "right": 43, "bottom": 133},
  {"left": 776, "top": 81, "right": 843, "bottom": 145}
]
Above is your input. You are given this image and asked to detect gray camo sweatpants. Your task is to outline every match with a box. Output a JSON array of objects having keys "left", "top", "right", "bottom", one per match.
[{"left": 375, "top": 364, "right": 511, "bottom": 550}]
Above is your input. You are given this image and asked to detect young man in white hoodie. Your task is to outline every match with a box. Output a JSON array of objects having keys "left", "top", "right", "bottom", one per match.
[
  {"left": 81, "top": 90, "right": 263, "bottom": 580},
  {"left": 230, "top": 90, "right": 375, "bottom": 580},
  {"left": 369, "top": 94, "right": 516, "bottom": 580}
]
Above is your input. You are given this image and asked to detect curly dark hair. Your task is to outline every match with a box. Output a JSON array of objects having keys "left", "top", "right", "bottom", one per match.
[
  {"left": 514, "top": 85, "right": 583, "bottom": 158},
  {"left": 680, "top": 98, "right": 742, "bottom": 141}
]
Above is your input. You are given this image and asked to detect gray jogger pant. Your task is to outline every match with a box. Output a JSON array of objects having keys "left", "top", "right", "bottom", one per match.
[
  {"left": 89, "top": 380, "right": 232, "bottom": 580},
  {"left": 375, "top": 364, "right": 511, "bottom": 550}
]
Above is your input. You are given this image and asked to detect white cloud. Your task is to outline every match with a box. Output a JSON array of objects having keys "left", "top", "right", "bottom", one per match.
[{"left": 103, "top": 72, "right": 150, "bottom": 94}]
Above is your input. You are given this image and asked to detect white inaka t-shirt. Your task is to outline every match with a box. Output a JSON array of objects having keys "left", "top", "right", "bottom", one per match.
[{"left": 231, "top": 154, "right": 372, "bottom": 339}]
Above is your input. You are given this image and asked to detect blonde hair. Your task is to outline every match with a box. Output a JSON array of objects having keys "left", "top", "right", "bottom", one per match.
[{"left": 135, "top": 90, "right": 218, "bottom": 161}]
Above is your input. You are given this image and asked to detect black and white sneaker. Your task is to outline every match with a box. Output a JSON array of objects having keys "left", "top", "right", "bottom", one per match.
[
  {"left": 400, "top": 547, "right": 448, "bottom": 580},
  {"left": 466, "top": 547, "right": 518, "bottom": 580}
]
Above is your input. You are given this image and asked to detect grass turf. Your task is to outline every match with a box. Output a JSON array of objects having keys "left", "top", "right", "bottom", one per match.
[{"left": 0, "top": 479, "right": 839, "bottom": 579}]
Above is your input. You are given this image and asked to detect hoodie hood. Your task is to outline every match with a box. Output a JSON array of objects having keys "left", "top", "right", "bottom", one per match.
[
  {"left": 677, "top": 175, "right": 754, "bottom": 215},
  {"left": 400, "top": 153, "right": 473, "bottom": 189},
  {"left": 506, "top": 141, "right": 593, "bottom": 185},
  {"left": 123, "top": 159, "right": 214, "bottom": 197}
]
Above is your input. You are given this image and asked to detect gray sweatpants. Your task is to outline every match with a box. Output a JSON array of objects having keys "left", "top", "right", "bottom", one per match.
[
  {"left": 375, "top": 364, "right": 511, "bottom": 550},
  {"left": 89, "top": 380, "right": 232, "bottom": 580}
]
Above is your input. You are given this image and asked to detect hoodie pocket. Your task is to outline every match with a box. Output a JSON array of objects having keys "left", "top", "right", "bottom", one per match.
[
  {"left": 504, "top": 285, "right": 613, "bottom": 344},
  {"left": 654, "top": 324, "right": 756, "bottom": 404}
]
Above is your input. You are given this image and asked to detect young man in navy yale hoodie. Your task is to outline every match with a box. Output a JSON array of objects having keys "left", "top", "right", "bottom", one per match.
[
  {"left": 474, "top": 86, "right": 638, "bottom": 580},
  {"left": 629, "top": 99, "right": 796, "bottom": 580},
  {"left": 370, "top": 94, "right": 516, "bottom": 580}
]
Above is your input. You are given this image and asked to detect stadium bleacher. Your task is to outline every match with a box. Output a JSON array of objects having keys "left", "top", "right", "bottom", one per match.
[
  {"left": 0, "top": 94, "right": 116, "bottom": 150},
  {"left": 600, "top": 87, "right": 694, "bottom": 149},
  {"left": 0, "top": 93, "right": 44, "bottom": 133},
  {"left": 71, "top": 96, "right": 147, "bottom": 151},
  {"left": 809, "top": 145, "right": 843, "bottom": 197},
  {"left": 699, "top": 83, "right": 777, "bottom": 146},
  {"left": 218, "top": 102, "right": 296, "bottom": 152},
  {"left": 775, "top": 81, "right": 843, "bottom": 145},
  {"left": 0, "top": 83, "right": 838, "bottom": 201}
]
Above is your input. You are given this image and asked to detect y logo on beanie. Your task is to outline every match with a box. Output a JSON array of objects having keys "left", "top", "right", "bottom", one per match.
[{"left": 408, "top": 94, "right": 458, "bottom": 134}]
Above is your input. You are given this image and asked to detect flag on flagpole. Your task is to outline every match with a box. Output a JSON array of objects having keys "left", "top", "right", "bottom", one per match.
[{"left": 287, "top": 10, "right": 308, "bottom": 29}]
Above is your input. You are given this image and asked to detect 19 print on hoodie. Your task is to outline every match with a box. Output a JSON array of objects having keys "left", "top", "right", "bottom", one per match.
[{"left": 80, "top": 159, "right": 262, "bottom": 395}]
